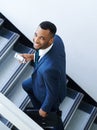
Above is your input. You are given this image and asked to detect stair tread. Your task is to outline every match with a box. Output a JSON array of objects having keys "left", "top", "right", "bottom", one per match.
[
  {"left": 66, "top": 102, "right": 97, "bottom": 130},
  {"left": 90, "top": 123, "right": 97, "bottom": 130},
  {"left": 59, "top": 88, "right": 84, "bottom": 129},
  {"left": 0, "top": 27, "right": 19, "bottom": 50},
  {"left": 14, "top": 42, "right": 34, "bottom": 53},
  {"left": 7, "top": 64, "right": 33, "bottom": 107},
  {"left": 0, "top": 50, "right": 20, "bottom": 91},
  {"left": 60, "top": 96, "right": 76, "bottom": 121},
  {"left": 0, "top": 35, "right": 9, "bottom": 50},
  {"left": 66, "top": 109, "right": 90, "bottom": 130},
  {"left": 0, "top": 43, "right": 33, "bottom": 94},
  {"left": 0, "top": 27, "right": 20, "bottom": 59},
  {"left": 0, "top": 64, "right": 33, "bottom": 126}
]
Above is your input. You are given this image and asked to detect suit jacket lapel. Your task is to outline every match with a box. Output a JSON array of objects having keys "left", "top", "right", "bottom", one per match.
[
  {"left": 32, "top": 45, "right": 53, "bottom": 74},
  {"left": 32, "top": 53, "right": 48, "bottom": 73}
]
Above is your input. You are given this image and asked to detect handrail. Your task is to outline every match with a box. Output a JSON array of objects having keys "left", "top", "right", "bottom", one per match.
[
  {"left": 0, "top": 93, "right": 43, "bottom": 130},
  {"left": 0, "top": 121, "right": 10, "bottom": 130}
]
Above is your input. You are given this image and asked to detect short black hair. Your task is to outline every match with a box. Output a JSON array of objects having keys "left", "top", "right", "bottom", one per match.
[{"left": 39, "top": 21, "right": 57, "bottom": 36}]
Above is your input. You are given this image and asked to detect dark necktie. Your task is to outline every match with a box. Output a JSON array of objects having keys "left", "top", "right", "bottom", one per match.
[{"left": 35, "top": 50, "right": 40, "bottom": 67}]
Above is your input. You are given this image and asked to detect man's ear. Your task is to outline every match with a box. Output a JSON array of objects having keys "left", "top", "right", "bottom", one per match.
[{"left": 49, "top": 37, "right": 54, "bottom": 45}]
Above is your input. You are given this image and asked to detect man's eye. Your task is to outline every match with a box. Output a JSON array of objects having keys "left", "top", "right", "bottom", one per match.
[
  {"left": 34, "top": 33, "right": 37, "bottom": 37},
  {"left": 40, "top": 37, "right": 45, "bottom": 40}
]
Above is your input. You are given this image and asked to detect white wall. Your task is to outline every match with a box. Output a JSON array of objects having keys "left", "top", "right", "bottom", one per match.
[{"left": 0, "top": 0, "right": 97, "bottom": 102}]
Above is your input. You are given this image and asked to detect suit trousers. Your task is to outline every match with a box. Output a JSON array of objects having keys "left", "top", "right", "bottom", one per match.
[{"left": 22, "top": 77, "right": 41, "bottom": 109}]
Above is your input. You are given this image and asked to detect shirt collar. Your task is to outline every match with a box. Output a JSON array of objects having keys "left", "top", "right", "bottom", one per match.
[{"left": 39, "top": 43, "right": 53, "bottom": 58}]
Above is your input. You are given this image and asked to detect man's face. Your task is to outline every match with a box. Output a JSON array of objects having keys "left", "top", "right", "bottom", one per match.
[{"left": 33, "top": 26, "right": 53, "bottom": 50}]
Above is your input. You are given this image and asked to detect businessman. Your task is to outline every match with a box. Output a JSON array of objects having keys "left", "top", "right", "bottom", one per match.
[{"left": 21, "top": 21, "right": 66, "bottom": 130}]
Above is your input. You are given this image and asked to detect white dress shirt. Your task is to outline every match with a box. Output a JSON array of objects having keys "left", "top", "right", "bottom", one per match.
[
  {"left": 38, "top": 43, "right": 53, "bottom": 60},
  {"left": 33, "top": 44, "right": 53, "bottom": 62}
]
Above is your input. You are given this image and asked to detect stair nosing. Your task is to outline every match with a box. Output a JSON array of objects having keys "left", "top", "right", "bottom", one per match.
[
  {"left": 1, "top": 49, "right": 33, "bottom": 94},
  {"left": 84, "top": 107, "right": 97, "bottom": 130},
  {"left": 63, "top": 91, "right": 84, "bottom": 129},
  {"left": 0, "top": 33, "right": 20, "bottom": 59}
]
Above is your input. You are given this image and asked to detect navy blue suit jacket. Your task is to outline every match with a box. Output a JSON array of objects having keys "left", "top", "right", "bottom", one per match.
[{"left": 31, "top": 35, "right": 66, "bottom": 112}]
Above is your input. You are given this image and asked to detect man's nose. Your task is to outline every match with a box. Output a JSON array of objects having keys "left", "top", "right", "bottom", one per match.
[{"left": 34, "top": 37, "right": 39, "bottom": 43}]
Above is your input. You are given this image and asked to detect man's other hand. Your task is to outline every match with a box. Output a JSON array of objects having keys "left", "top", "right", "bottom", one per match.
[{"left": 39, "top": 108, "right": 47, "bottom": 117}]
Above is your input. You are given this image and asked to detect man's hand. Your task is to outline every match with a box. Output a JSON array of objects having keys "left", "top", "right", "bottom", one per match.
[
  {"left": 39, "top": 108, "right": 47, "bottom": 117},
  {"left": 20, "top": 53, "right": 34, "bottom": 62}
]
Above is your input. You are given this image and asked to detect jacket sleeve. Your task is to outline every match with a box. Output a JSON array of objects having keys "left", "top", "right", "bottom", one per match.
[{"left": 41, "top": 68, "right": 60, "bottom": 112}]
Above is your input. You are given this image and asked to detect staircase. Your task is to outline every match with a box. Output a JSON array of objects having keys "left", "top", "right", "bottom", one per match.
[{"left": 0, "top": 13, "right": 97, "bottom": 130}]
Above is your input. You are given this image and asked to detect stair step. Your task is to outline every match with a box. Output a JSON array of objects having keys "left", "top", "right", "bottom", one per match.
[
  {"left": 59, "top": 88, "right": 84, "bottom": 129},
  {"left": 0, "top": 50, "right": 21, "bottom": 92},
  {"left": 90, "top": 123, "right": 97, "bottom": 130},
  {"left": 66, "top": 102, "right": 97, "bottom": 130},
  {"left": 6, "top": 64, "right": 33, "bottom": 107},
  {"left": 0, "top": 27, "right": 20, "bottom": 60},
  {"left": 0, "top": 18, "right": 4, "bottom": 26},
  {"left": 0, "top": 121, "right": 10, "bottom": 130},
  {"left": 0, "top": 63, "right": 33, "bottom": 127},
  {"left": 14, "top": 42, "right": 35, "bottom": 54},
  {"left": 0, "top": 44, "right": 33, "bottom": 94}
]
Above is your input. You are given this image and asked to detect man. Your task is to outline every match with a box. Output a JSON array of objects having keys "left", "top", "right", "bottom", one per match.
[{"left": 21, "top": 21, "right": 66, "bottom": 130}]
